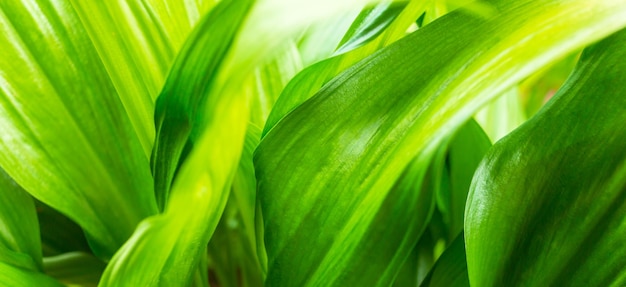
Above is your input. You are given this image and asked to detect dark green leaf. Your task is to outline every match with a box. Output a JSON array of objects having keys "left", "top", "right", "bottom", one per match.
[
  {"left": 43, "top": 252, "right": 105, "bottom": 287},
  {"left": 419, "top": 233, "right": 469, "bottom": 287},
  {"left": 465, "top": 28, "right": 626, "bottom": 286},
  {"left": 255, "top": 0, "right": 626, "bottom": 285}
]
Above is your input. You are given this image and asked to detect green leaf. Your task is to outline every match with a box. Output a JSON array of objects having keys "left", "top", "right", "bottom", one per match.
[
  {"left": 465, "top": 28, "right": 626, "bottom": 286},
  {"left": 519, "top": 51, "right": 580, "bottom": 118},
  {"left": 255, "top": 0, "right": 626, "bottom": 285},
  {"left": 439, "top": 120, "right": 491, "bottom": 240},
  {"left": 231, "top": 125, "right": 263, "bottom": 260},
  {"left": 43, "top": 252, "right": 105, "bottom": 287},
  {"left": 36, "top": 201, "right": 91, "bottom": 257},
  {"left": 0, "top": 168, "right": 41, "bottom": 271},
  {"left": 392, "top": 145, "right": 449, "bottom": 287},
  {"left": 102, "top": 0, "right": 393, "bottom": 284},
  {"left": 99, "top": 0, "right": 254, "bottom": 285},
  {"left": 474, "top": 88, "right": 527, "bottom": 142},
  {"left": 250, "top": 43, "right": 303, "bottom": 127},
  {"left": 419, "top": 233, "right": 469, "bottom": 287},
  {"left": 207, "top": 125, "right": 264, "bottom": 286},
  {"left": 0, "top": 1, "right": 157, "bottom": 258},
  {"left": 263, "top": 0, "right": 429, "bottom": 135},
  {"left": 296, "top": 10, "right": 359, "bottom": 67},
  {"left": 67, "top": 0, "right": 181, "bottom": 155},
  {"left": 335, "top": 1, "right": 406, "bottom": 53},
  {"left": 0, "top": 262, "right": 63, "bottom": 287},
  {"left": 150, "top": 0, "right": 253, "bottom": 211}
]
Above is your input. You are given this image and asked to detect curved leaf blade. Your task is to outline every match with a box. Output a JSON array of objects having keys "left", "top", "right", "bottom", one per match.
[
  {"left": 255, "top": 0, "right": 626, "bottom": 285},
  {"left": 99, "top": 0, "right": 254, "bottom": 284},
  {"left": 419, "top": 233, "right": 469, "bottom": 287},
  {"left": 465, "top": 28, "right": 626, "bottom": 286},
  {"left": 0, "top": 168, "right": 41, "bottom": 271},
  {"left": 150, "top": 0, "right": 252, "bottom": 211},
  {"left": 0, "top": 262, "right": 62, "bottom": 287},
  {"left": 0, "top": 1, "right": 157, "bottom": 258}
]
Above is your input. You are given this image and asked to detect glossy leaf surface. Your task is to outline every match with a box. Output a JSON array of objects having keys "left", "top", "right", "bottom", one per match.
[
  {"left": 255, "top": 0, "right": 626, "bottom": 285},
  {"left": 465, "top": 28, "right": 626, "bottom": 286},
  {"left": 99, "top": 0, "right": 253, "bottom": 285},
  {"left": 0, "top": 1, "right": 157, "bottom": 258}
]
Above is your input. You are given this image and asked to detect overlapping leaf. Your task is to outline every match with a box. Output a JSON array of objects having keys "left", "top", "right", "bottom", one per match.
[
  {"left": 0, "top": 168, "right": 42, "bottom": 273},
  {"left": 0, "top": 1, "right": 157, "bottom": 258},
  {"left": 419, "top": 233, "right": 469, "bottom": 287},
  {"left": 150, "top": 0, "right": 253, "bottom": 211},
  {"left": 100, "top": 0, "right": 390, "bottom": 284},
  {"left": 465, "top": 28, "right": 626, "bottom": 286},
  {"left": 43, "top": 252, "right": 105, "bottom": 287},
  {"left": 263, "top": 0, "right": 430, "bottom": 135},
  {"left": 0, "top": 168, "right": 63, "bottom": 286},
  {"left": 99, "top": 1, "right": 254, "bottom": 284},
  {"left": 474, "top": 88, "right": 526, "bottom": 142},
  {"left": 255, "top": 0, "right": 626, "bottom": 285},
  {"left": 67, "top": 0, "right": 191, "bottom": 154},
  {"left": 439, "top": 120, "right": 491, "bottom": 240}
]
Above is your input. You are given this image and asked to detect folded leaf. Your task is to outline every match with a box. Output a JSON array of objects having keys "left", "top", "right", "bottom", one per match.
[
  {"left": 465, "top": 28, "right": 626, "bottom": 286},
  {"left": 150, "top": 0, "right": 253, "bottom": 211},
  {"left": 99, "top": 1, "right": 254, "bottom": 285},
  {"left": 255, "top": 0, "right": 626, "bottom": 285},
  {"left": 0, "top": 1, "right": 157, "bottom": 258}
]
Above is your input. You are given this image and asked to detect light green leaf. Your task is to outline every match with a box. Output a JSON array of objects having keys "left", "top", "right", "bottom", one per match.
[
  {"left": 474, "top": 88, "right": 527, "bottom": 142},
  {"left": 296, "top": 9, "right": 359, "bottom": 66},
  {"left": 465, "top": 28, "right": 626, "bottom": 286},
  {"left": 255, "top": 0, "right": 626, "bottom": 285},
  {"left": 0, "top": 1, "right": 157, "bottom": 258},
  {"left": 250, "top": 44, "right": 303, "bottom": 128},
  {"left": 392, "top": 145, "right": 449, "bottom": 287},
  {"left": 0, "top": 261, "right": 63, "bottom": 287},
  {"left": 263, "top": 0, "right": 430, "bottom": 135},
  {"left": 419, "top": 233, "right": 469, "bottom": 287},
  {"left": 393, "top": 120, "right": 489, "bottom": 286},
  {"left": 99, "top": 0, "right": 254, "bottom": 285},
  {"left": 207, "top": 125, "right": 264, "bottom": 286},
  {"left": 519, "top": 51, "right": 580, "bottom": 118},
  {"left": 150, "top": 0, "right": 253, "bottom": 211},
  {"left": 335, "top": 1, "right": 405, "bottom": 54},
  {"left": 231, "top": 125, "right": 263, "bottom": 258},
  {"left": 67, "top": 0, "right": 176, "bottom": 155},
  {"left": 67, "top": 0, "right": 216, "bottom": 155},
  {"left": 0, "top": 168, "right": 41, "bottom": 271},
  {"left": 102, "top": 0, "right": 395, "bottom": 284}
]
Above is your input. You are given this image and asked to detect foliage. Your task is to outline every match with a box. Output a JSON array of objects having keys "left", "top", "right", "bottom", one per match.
[{"left": 1, "top": 0, "right": 626, "bottom": 286}]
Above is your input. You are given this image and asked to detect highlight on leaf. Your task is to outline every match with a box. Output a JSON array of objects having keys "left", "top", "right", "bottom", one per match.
[{"left": 0, "top": 0, "right": 625, "bottom": 286}]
